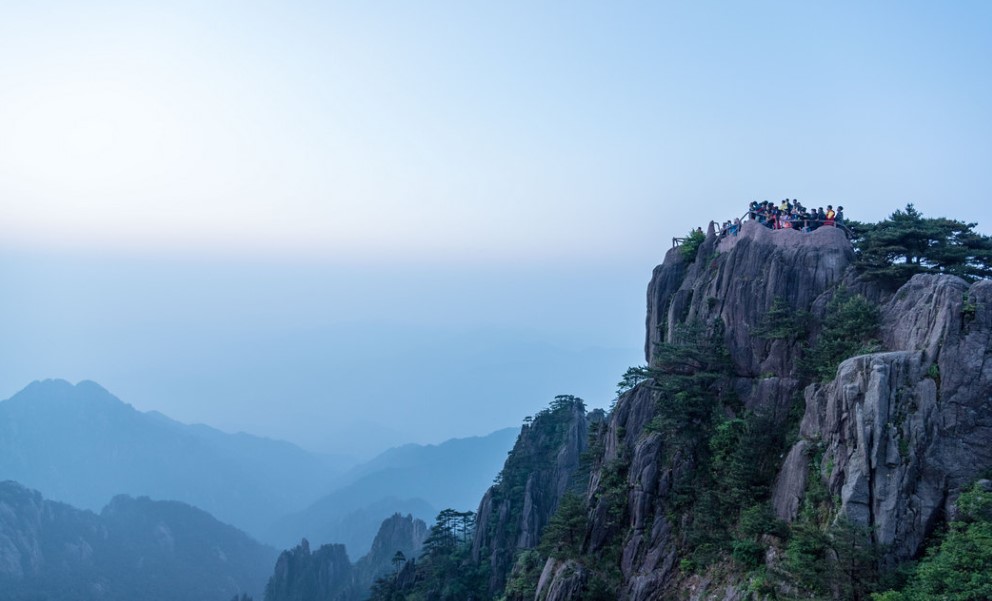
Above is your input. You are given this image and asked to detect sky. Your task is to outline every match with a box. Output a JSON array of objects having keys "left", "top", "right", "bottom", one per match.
[{"left": 1, "top": 1, "right": 991, "bottom": 457}]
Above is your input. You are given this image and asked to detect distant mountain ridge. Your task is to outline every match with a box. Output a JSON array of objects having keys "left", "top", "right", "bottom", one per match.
[
  {"left": 0, "top": 481, "right": 277, "bottom": 601},
  {"left": 0, "top": 379, "right": 521, "bottom": 557},
  {"left": 0, "top": 379, "right": 343, "bottom": 543},
  {"left": 268, "top": 427, "right": 518, "bottom": 555}
]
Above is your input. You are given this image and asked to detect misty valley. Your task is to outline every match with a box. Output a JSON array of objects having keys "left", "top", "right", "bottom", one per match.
[{"left": 0, "top": 379, "right": 516, "bottom": 600}]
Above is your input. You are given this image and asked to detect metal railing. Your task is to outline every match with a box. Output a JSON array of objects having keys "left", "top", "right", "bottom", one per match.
[{"left": 671, "top": 211, "right": 853, "bottom": 247}]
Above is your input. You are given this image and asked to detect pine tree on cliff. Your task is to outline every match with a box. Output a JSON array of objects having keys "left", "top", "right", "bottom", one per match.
[{"left": 853, "top": 203, "right": 992, "bottom": 286}]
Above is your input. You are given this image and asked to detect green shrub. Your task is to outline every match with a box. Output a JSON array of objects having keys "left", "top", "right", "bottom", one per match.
[
  {"left": 732, "top": 539, "right": 766, "bottom": 569},
  {"left": 801, "top": 287, "right": 881, "bottom": 382},
  {"left": 739, "top": 503, "right": 788, "bottom": 539},
  {"left": 680, "top": 229, "right": 706, "bottom": 261},
  {"left": 753, "top": 297, "right": 810, "bottom": 340},
  {"left": 538, "top": 493, "right": 588, "bottom": 560}
]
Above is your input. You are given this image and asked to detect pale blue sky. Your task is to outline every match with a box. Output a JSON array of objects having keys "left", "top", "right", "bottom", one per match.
[{"left": 1, "top": 1, "right": 990, "bottom": 455}]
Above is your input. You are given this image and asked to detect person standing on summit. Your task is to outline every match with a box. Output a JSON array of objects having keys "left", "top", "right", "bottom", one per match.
[{"left": 824, "top": 205, "right": 836, "bottom": 227}]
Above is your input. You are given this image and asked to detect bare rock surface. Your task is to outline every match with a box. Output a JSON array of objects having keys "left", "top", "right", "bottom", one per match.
[
  {"left": 536, "top": 559, "right": 586, "bottom": 601},
  {"left": 647, "top": 220, "right": 853, "bottom": 380},
  {"left": 774, "top": 273, "right": 992, "bottom": 564}
]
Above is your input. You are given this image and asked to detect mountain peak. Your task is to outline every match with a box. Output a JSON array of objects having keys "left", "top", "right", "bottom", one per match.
[
  {"left": 0, "top": 379, "right": 341, "bottom": 542},
  {"left": 6, "top": 378, "right": 127, "bottom": 409}
]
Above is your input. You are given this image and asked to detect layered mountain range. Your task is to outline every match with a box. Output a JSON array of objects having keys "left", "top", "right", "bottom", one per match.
[
  {"left": 270, "top": 428, "right": 517, "bottom": 555},
  {"left": 0, "top": 481, "right": 277, "bottom": 601},
  {"left": 0, "top": 379, "right": 514, "bottom": 555},
  {"left": 0, "top": 379, "right": 340, "bottom": 542},
  {"left": 0, "top": 380, "right": 516, "bottom": 600}
]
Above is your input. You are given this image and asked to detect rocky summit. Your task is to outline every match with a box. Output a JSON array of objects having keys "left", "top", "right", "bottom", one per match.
[
  {"left": 550, "top": 220, "right": 991, "bottom": 600},
  {"left": 366, "top": 215, "right": 992, "bottom": 601}
]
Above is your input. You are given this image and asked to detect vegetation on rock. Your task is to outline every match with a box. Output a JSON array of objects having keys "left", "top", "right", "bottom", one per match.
[
  {"left": 873, "top": 482, "right": 992, "bottom": 601},
  {"left": 800, "top": 286, "right": 881, "bottom": 382},
  {"left": 368, "top": 509, "right": 487, "bottom": 601},
  {"left": 366, "top": 206, "right": 992, "bottom": 601},
  {"left": 679, "top": 228, "right": 706, "bottom": 261},
  {"left": 851, "top": 203, "right": 992, "bottom": 286},
  {"left": 369, "top": 396, "right": 589, "bottom": 601}
]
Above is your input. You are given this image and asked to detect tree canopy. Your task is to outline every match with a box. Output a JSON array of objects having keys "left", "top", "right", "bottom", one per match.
[
  {"left": 852, "top": 204, "right": 992, "bottom": 286},
  {"left": 873, "top": 483, "right": 992, "bottom": 601},
  {"left": 680, "top": 228, "right": 706, "bottom": 261}
]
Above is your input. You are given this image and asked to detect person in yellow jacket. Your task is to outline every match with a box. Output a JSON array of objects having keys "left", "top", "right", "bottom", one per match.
[{"left": 824, "top": 205, "right": 836, "bottom": 226}]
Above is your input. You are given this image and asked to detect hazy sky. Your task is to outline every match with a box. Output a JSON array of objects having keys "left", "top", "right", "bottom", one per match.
[{"left": 2, "top": 2, "right": 991, "bottom": 456}]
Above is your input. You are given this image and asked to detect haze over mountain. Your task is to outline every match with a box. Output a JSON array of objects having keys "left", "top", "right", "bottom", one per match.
[
  {"left": 265, "top": 513, "right": 429, "bottom": 601},
  {"left": 0, "top": 379, "right": 521, "bottom": 555},
  {"left": 271, "top": 427, "right": 519, "bottom": 555},
  {"left": 0, "top": 2, "right": 987, "bottom": 600},
  {"left": 0, "top": 258, "right": 644, "bottom": 458},
  {"left": 0, "top": 379, "right": 345, "bottom": 543},
  {"left": 0, "top": 481, "right": 277, "bottom": 601}
]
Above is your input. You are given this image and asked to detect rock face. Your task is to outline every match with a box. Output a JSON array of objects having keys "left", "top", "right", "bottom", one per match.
[
  {"left": 521, "top": 221, "right": 992, "bottom": 600},
  {"left": 646, "top": 221, "right": 853, "bottom": 376},
  {"left": 353, "top": 513, "right": 428, "bottom": 590},
  {"left": 264, "top": 513, "right": 427, "bottom": 601},
  {"left": 591, "top": 222, "right": 849, "bottom": 600},
  {"left": 370, "top": 221, "right": 992, "bottom": 601},
  {"left": 773, "top": 274, "right": 992, "bottom": 564},
  {"left": 265, "top": 539, "right": 356, "bottom": 601},
  {"left": 535, "top": 559, "right": 587, "bottom": 600},
  {"left": 471, "top": 398, "right": 598, "bottom": 595},
  {"left": 609, "top": 388, "right": 679, "bottom": 601},
  {"left": 484, "top": 223, "right": 860, "bottom": 601}
]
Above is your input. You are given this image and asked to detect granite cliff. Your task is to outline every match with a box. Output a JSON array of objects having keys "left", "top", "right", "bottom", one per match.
[
  {"left": 367, "top": 218, "right": 992, "bottom": 600},
  {"left": 264, "top": 513, "right": 427, "bottom": 601},
  {"left": 472, "top": 396, "right": 602, "bottom": 595},
  {"left": 538, "top": 220, "right": 992, "bottom": 600}
]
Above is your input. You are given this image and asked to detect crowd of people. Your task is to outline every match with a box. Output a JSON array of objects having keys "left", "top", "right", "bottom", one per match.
[{"left": 719, "top": 199, "right": 846, "bottom": 237}]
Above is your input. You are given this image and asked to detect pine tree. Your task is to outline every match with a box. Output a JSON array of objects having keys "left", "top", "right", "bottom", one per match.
[{"left": 853, "top": 204, "right": 992, "bottom": 286}]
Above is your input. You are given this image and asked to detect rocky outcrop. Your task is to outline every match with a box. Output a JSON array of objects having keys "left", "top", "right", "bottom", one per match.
[
  {"left": 264, "top": 513, "right": 428, "bottom": 601},
  {"left": 566, "top": 222, "right": 846, "bottom": 601},
  {"left": 352, "top": 513, "right": 427, "bottom": 591},
  {"left": 265, "top": 539, "right": 356, "bottom": 601},
  {"left": 472, "top": 398, "right": 598, "bottom": 595},
  {"left": 538, "top": 222, "right": 992, "bottom": 599},
  {"left": 644, "top": 248, "right": 689, "bottom": 362},
  {"left": 646, "top": 221, "right": 853, "bottom": 378},
  {"left": 435, "top": 219, "right": 992, "bottom": 601},
  {"left": 535, "top": 559, "right": 587, "bottom": 600},
  {"left": 576, "top": 384, "right": 678, "bottom": 601},
  {"left": 773, "top": 274, "right": 992, "bottom": 564}
]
